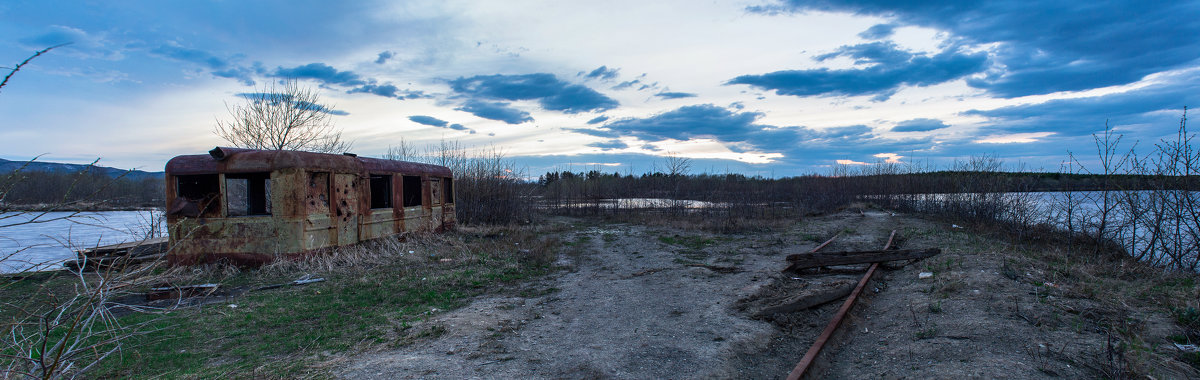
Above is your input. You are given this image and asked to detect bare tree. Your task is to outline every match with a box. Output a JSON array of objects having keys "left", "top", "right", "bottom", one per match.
[
  {"left": 663, "top": 152, "right": 692, "bottom": 178},
  {"left": 214, "top": 79, "right": 352, "bottom": 153},
  {"left": 383, "top": 138, "right": 417, "bottom": 162}
]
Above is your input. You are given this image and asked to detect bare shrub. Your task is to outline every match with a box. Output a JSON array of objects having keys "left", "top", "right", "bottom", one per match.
[
  {"left": 1049, "top": 109, "right": 1200, "bottom": 270},
  {"left": 386, "top": 140, "right": 536, "bottom": 225}
]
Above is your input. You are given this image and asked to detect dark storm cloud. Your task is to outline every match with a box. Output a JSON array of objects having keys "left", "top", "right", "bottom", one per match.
[
  {"left": 148, "top": 43, "right": 258, "bottom": 84},
  {"left": 273, "top": 63, "right": 365, "bottom": 86},
  {"left": 347, "top": 84, "right": 431, "bottom": 99},
  {"left": 858, "top": 23, "right": 896, "bottom": 40},
  {"left": 727, "top": 42, "right": 987, "bottom": 100},
  {"left": 348, "top": 83, "right": 400, "bottom": 98},
  {"left": 655, "top": 92, "right": 698, "bottom": 99},
  {"left": 891, "top": 118, "right": 949, "bottom": 132},
  {"left": 407, "top": 116, "right": 474, "bottom": 133},
  {"left": 408, "top": 115, "right": 449, "bottom": 127},
  {"left": 235, "top": 92, "right": 349, "bottom": 115},
  {"left": 601, "top": 104, "right": 762, "bottom": 142},
  {"left": 563, "top": 127, "right": 620, "bottom": 139},
  {"left": 375, "top": 51, "right": 395, "bottom": 64},
  {"left": 455, "top": 99, "right": 533, "bottom": 124},
  {"left": 964, "top": 71, "right": 1200, "bottom": 136},
  {"left": 584, "top": 66, "right": 620, "bottom": 80},
  {"left": 755, "top": 1, "right": 1200, "bottom": 98},
  {"left": 612, "top": 80, "right": 641, "bottom": 90},
  {"left": 587, "top": 139, "right": 629, "bottom": 151},
  {"left": 589, "top": 104, "right": 903, "bottom": 158},
  {"left": 449, "top": 73, "right": 619, "bottom": 113}
]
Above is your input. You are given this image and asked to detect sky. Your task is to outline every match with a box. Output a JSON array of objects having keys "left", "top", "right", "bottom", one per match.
[{"left": 2, "top": 0, "right": 1199, "bottom": 177}]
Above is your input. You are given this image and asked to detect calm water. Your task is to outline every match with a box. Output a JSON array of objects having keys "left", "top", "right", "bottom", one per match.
[{"left": 0, "top": 210, "right": 164, "bottom": 273}]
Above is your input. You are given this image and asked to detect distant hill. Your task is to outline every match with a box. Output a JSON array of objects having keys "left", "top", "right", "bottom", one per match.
[{"left": 0, "top": 158, "right": 163, "bottom": 181}]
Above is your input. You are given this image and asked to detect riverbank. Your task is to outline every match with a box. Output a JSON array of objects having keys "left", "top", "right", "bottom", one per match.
[
  {"left": 3, "top": 208, "right": 1197, "bottom": 378},
  {"left": 0, "top": 203, "right": 159, "bottom": 212}
]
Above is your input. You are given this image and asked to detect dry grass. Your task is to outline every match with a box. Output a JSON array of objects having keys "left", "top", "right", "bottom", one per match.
[{"left": 73, "top": 223, "right": 567, "bottom": 378}]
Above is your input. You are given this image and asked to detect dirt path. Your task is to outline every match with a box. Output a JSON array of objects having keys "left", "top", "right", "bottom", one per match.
[
  {"left": 337, "top": 210, "right": 1197, "bottom": 379},
  {"left": 339, "top": 219, "right": 795, "bottom": 379}
]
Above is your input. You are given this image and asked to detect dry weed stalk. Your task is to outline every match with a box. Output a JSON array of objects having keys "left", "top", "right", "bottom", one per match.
[{"left": 2, "top": 238, "right": 175, "bottom": 379}]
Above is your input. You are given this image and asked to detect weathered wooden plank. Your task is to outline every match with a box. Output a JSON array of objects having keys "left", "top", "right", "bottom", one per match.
[
  {"left": 784, "top": 248, "right": 941, "bottom": 271},
  {"left": 76, "top": 236, "right": 168, "bottom": 258},
  {"left": 752, "top": 283, "right": 856, "bottom": 318}
]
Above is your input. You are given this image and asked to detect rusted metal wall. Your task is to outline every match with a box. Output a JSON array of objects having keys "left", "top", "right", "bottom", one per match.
[
  {"left": 165, "top": 148, "right": 456, "bottom": 265},
  {"left": 304, "top": 171, "right": 334, "bottom": 250}
]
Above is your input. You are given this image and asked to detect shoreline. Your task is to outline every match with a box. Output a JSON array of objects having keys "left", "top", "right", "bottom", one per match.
[{"left": 0, "top": 204, "right": 161, "bottom": 212}]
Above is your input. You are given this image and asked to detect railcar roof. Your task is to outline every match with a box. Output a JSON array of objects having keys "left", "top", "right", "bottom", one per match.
[{"left": 165, "top": 147, "right": 452, "bottom": 177}]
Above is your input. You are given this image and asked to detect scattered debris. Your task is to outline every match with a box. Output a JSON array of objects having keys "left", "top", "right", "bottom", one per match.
[
  {"left": 254, "top": 274, "right": 326, "bottom": 291},
  {"left": 146, "top": 283, "right": 220, "bottom": 301},
  {"left": 1175, "top": 343, "right": 1199, "bottom": 353},
  {"left": 784, "top": 248, "right": 941, "bottom": 272},
  {"left": 919, "top": 272, "right": 934, "bottom": 279}
]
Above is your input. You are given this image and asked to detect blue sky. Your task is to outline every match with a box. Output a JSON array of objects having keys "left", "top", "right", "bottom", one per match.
[{"left": 2, "top": 0, "right": 1198, "bottom": 177}]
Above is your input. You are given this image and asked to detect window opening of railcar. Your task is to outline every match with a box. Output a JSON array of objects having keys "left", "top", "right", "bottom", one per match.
[
  {"left": 226, "top": 173, "right": 272, "bottom": 216},
  {"left": 174, "top": 174, "right": 221, "bottom": 217},
  {"left": 307, "top": 172, "right": 330, "bottom": 214},
  {"left": 429, "top": 177, "right": 442, "bottom": 206},
  {"left": 443, "top": 177, "right": 454, "bottom": 204},
  {"left": 402, "top": 175, "right": 422, "bottom": 207},
  {"left": 369, "top": 174, "right": 392, "bottom": 209}
]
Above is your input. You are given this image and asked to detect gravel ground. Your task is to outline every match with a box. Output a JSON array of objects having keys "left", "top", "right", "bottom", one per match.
[{"left": 337, "top": 210, "right": 1199, "bottom": 379}]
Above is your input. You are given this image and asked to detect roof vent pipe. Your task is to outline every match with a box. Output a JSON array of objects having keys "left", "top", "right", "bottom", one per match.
[{"left": 208, "top": 146, "right": 253, "bottom": 161}]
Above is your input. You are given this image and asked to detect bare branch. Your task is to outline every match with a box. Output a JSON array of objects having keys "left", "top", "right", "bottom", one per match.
[
  {"left": 0, "top": 44, "right": 68, "bottom": 95},
  {"left": 214, "top": 78, "right": 353, "bottom": 153}
]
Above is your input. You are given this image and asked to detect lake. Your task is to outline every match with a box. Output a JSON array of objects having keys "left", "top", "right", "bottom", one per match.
[{"left": 0, "top": 210, "right": 164, "bottom": 273}]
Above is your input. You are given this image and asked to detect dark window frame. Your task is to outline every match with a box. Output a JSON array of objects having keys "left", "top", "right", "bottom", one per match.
[
  {"left": 369, "top": 174, "right": 393, "bottom": 209},
  {"left": 225, "top": 172, "right": 272, "bottom": 217},
  {"left": 174, "top": 174, "right": 221, "bottom": 218},
  {"left": 402, "top": 175, "right": 422, "bottom": 207}
]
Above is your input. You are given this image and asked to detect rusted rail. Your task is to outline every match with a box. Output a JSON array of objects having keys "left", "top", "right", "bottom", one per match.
[
  {"left": 787, "top": 230, "right": 895, "bottom": 380},
  {"left": 809, "top": 232, "right": 840, "bottom": 254}
]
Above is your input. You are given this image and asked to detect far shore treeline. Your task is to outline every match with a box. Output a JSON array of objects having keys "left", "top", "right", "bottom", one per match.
[
  {"left": 537, "top": 169, "right": 1200, "bottom": 196},
  {"left": 2, "top": 156, "right": 1197, "bottom": 212},
  {"left": 0, "top": 163, "right": 163, "bottom": 210}
]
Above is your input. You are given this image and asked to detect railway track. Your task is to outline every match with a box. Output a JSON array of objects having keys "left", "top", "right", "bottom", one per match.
[{"left": 786, "top": 230, "right": 899, "bottom": 380}]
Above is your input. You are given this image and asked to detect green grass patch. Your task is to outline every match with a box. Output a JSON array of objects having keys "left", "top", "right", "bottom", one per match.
[
  {"left": 14, "top": 227, "right": 566, "bottom": 379},
  {"left": 657, "top": 234, "right": 717, "bottom": 250}
]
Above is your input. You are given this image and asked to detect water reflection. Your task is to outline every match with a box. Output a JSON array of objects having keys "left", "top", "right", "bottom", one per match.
[{"left": 0, "top": 210, "right": 164, "bottom": 273}]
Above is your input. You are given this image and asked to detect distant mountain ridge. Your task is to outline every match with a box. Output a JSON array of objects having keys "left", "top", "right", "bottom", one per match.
[{"left": 0, "top": 158, "right": 163, "bottom": 181}]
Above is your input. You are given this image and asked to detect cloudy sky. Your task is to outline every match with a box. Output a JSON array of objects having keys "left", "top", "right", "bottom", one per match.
[{"left": 2, "top": 0, "right": 1198, "bottom": 177}]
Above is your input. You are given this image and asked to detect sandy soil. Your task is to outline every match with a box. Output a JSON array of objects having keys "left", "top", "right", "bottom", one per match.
[{"left": 337, "top": 210, "right": 1198, "bottom": 379}]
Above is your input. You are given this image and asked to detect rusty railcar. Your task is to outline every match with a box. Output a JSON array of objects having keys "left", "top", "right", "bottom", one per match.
[{"left": 164, "top": 147, "right": 455, "bottom": 265}]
